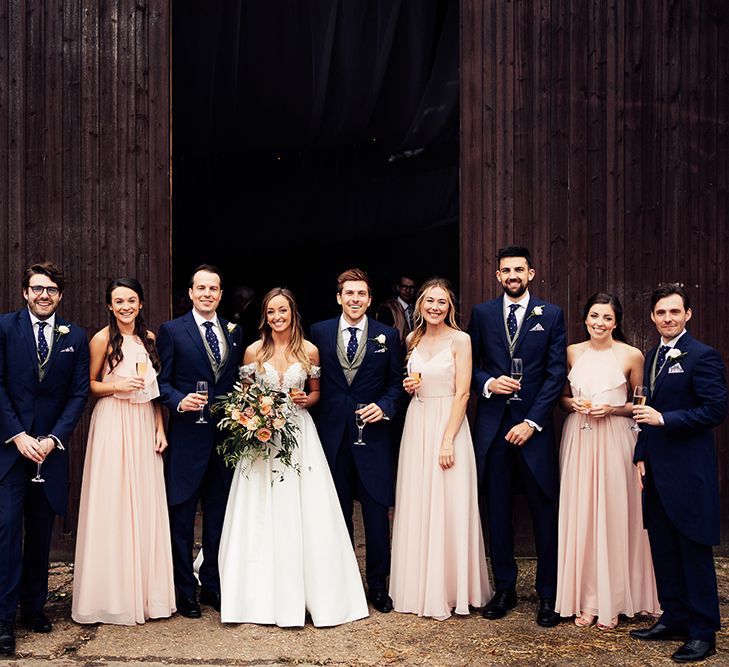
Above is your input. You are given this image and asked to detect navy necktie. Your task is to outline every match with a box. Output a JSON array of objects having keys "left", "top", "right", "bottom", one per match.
[
  {"left": 37, "top": 321, "right": 49, "bottom": 364},
  {"left": 346, "top": 327, "right": 359, "bottom": 363},
  {"left": 507, "top": 303, "right": 520, "bottom": 340},
  {"left": 655, "top": 344, "right": 670, "bottom": 375},
  {"left": 203, "top": 321, "right": 221, "bottom": 365}
]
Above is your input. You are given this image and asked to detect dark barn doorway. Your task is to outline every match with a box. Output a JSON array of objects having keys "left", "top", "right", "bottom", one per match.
[{"left": 171, "top": 1, "right": 460, "bottom": 333}]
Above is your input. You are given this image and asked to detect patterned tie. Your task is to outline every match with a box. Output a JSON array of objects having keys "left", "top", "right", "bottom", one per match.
[
  {"left": 507, "top": 303, "right": 520, "bottom": 340},
  {"left": 346, "top": 327, "right": 359, "bottom": 363},
  {"left": 655, "top": 344, "right": 670, "bottom": 376},
  {"left": 203, "top": 321, "right": 221, "bottom": 365},
  {"left": 37, "top": 321, "right": 49, "bottom": 364},
  {"left": 405, "top": 305, "right": 413, "bottom": 329}
]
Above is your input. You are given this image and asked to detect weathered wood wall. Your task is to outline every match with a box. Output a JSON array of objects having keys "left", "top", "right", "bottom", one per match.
[
  {"left": 0, "top": 0, "right": 171, "bottom": 549},
  {"left": 460, "top": 0, "right": 729, "bottom": 547}
]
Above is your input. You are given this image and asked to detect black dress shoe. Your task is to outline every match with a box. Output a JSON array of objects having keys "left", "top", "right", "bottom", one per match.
[
  {"left": 630, "top": 621, "right": 689, "bottom": 642},
  {"left": 20, "top": 611, "right": 52, "bottom": 633},
  {"left": 481, "top": 589, "right": 517, "bottom": 620},
  {"left": 175, "top": 593, "right": 201, "bottom": 618},
  {"left": 369, "top": 591, "right": 393, "bottom": 613},
  {"left": 536, "top": 598, "right": 560, "bottom": 627},
  {"left": 672, "top": 639, "right": 716, "bottom": 663},
  {"left": 0, "top": 622, "right": 15, "bottom": 656},
  {"left": 199, "top": 589, "right": 221, "bottom": 612}
]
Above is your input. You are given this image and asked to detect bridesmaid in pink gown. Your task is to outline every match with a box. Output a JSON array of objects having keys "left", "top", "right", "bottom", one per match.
[
  {"left": 390, "top": 278, "right": 492, "bottom": 620},
  {"left": 72, "top": 278, "right": 175, "bottom": 624},
  {"left": 555, "top": 293, "right": 659, "bottom": 629}
]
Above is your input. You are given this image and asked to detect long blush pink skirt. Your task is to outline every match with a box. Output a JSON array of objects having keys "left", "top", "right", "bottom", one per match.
[{"left": 72, "top": 394, "right": 175, "bottom": 624}]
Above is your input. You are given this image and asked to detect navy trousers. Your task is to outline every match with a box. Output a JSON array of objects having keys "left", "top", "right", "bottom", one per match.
[
  {"left": 482, "top": 421, "right": 558, "bottom": 598},
  {"left": 332, "top": 438, "right": 390, "bottom": 594},
  {"left": 0, "top": 456, "right": 56, "bottom": 622},
  {"left": 644, "top": 463, "right": 720, "bottom": 642},
  {"left": 168, "top": 451, "right": 231, "bottom": 598}
]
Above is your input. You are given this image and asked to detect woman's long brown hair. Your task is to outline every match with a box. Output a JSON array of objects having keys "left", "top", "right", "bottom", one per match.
[{"left": 255, "top": 287, "right": 311, "bottom": 371}]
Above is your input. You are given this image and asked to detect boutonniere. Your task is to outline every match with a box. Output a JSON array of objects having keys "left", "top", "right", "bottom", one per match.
[
  {"left": 666, "top": 348, "right": 687, "bottom": 364},
  {"left": 527, "top": 305, "right": 544, "bottom": 320},
  {"left": 55, "top": 324, "right": 70, "bottom": 336},
  {"left": 226, "top": 322, "right": 237, "bottom": 334},
  {"left": 369, "top": 334, "right": 387, "bottom": 352}
]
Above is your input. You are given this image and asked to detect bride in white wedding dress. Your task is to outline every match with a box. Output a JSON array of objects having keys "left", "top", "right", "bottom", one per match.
[{"left": 217, "top": 287, "right": 368, "bottom": 627}]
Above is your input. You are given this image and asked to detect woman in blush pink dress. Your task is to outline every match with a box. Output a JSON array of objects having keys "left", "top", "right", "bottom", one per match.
[
  {"left": 389, "top": 278, "right": 492, "bottom": 620},
  {"left": 555, "top": 293, "right": 659, "bottom": 630},
  {"left": 72, "top": 278, "right": 175, "bottom": 625}
]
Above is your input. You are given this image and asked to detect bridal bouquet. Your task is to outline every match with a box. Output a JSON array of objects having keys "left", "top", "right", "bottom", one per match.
[{"left": 214, "top": 381, "right": 300, "bottom": 477}]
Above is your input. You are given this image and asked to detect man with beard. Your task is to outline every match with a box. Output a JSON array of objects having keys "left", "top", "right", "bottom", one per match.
[{"left": 468, "top": 246, "right": 566, "bottom": 627}]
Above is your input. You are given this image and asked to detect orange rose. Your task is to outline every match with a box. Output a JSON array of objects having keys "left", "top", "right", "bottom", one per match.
[
  {"left": 259, "top": 404, "right": 272, "bottom": 416},
  {"left": 256, "top": 428, "right": 272, "bottom": 442},
  {"left": 239, "top": 415, "right": 249, "bottom": 426}
]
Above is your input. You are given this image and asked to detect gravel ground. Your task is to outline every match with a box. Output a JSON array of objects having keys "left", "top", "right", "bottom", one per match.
[{"left": 2, "top": 514, "right": 728, "bottom": 666}]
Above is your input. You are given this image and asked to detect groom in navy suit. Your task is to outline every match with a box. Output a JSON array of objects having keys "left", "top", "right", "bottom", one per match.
[
  {"left": 0, "top": 262, "right": 89, "bottom": 656},
  {"left": 631, "top": 283, "right": 726, "bottom": 663},
  {"left": 311, "top": 268, "right": 405, "bottom": 613},
  {"left": 157, "top": 264, "right": 243, "bottom": 618},
  {"left": 468, "top": 246, "right": 566, "bottom": 627}
]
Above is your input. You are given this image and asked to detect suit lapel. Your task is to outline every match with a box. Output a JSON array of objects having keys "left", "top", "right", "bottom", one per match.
[
  {"left": 328, "top": 318, "right": 349, "bottom": 386},
  {"left": 41, "top": 316, "right": 68, "bottom": 378},
  {"left": 18, "top": 309, "right": 40, "bottom": 379},
  {"left": 492, "top": 299, "right": 510, "bottom": 355},
  {"left": 183, "top": 311, "right": 213, "bottom": 370}
]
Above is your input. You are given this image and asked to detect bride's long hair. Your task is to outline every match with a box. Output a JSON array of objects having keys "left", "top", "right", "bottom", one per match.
[
  {"left": 255, "top": 287, "right": 311, "bottom": 372},
  {"left": 406, "top": 277, "right": 461, "bottom": 362}
]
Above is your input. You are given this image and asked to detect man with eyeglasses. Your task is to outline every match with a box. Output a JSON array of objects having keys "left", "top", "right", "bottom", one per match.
[
  {"left": 376, "top": 275, "right": 417, "bottom": 345},
  {"left": 0, "top": 262, "right": 89, "bottom": 656}
]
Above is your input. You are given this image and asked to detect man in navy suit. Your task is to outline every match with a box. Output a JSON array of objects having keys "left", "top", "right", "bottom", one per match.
[
  {"left": 468, "top": 246, "right": 566, "bottom": 627},
  {"left": 631, "top": 283, "right": 726, "bottom": 663},
  {"left": 0, "top": 262, "right": 89, "bottom": 656},
  {"left": 157, "top": 264, "right": 243, "bottom": 618},
  {"left": 310, "top": 268, "right": 404, "bottom": 613}
]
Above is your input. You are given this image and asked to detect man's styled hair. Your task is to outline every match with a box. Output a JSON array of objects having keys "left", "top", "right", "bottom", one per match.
[
  {"left": 496, "top": 245, "right": 532, "bottom": 268},
  {"left": 22, "top": 262, "right": 65, "bottom": 293},
  {"left": 337, "top": 268, "right": 371, "bottom": 294},
  {"left": 650, "top": 282, "right": 691, "bottom": 312},
  {"left": 189, "top": 263, "right": 224, "bottom": 289}
]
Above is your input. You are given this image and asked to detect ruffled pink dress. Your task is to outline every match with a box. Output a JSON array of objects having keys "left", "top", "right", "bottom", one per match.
[
  {"left": 555, "top": 346, "right": 660, "bottom": 625},
  {"left": 72, "top": 335, "right": 175, "bottom": 624}
]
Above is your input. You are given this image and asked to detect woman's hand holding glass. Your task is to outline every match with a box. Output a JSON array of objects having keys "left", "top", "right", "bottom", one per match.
[
  {"left": 114, "top": 374, "right": 146, "bottom": 393},
  {"left": 403, "top": 375, "right": 422, "bottom": 396},
  {"left": 289, "top": 387, "right": 308, "bottom": 408}
]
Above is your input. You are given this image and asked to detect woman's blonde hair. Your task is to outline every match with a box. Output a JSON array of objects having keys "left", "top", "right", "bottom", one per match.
[
  {"left": 256, "top": 288, "right": 311, "bottom": 371},
  {"left": 407, "top": 278, "right": 460, "bottom": 358}
]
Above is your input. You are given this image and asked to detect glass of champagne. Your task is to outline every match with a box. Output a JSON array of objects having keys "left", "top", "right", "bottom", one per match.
[
  {"left": 196, "top": 380, "right": 209, "bottom": 424},
  {"left": 631, "top": 385, "right": 648, "bottom": 432},
  {"left": 354, "top": 403, "right": 367, "bottom": 446},
  {"left": 579, "top": 388, "right": 593, "bottom": 431},
  {"left": 510, "top": 357, "right": 523, "bottom": 402},
  {"left": 408, "top": 367, "right": 422, "bottom": 402},
  {"left": 135, "top": 352, "right": 148, "bottom": 400},
  {"left": 289, "top": 386, "right": 303, "bottom": 407},
  {"left": 31, "top": 438, "right": 45, "bottom": 483}
]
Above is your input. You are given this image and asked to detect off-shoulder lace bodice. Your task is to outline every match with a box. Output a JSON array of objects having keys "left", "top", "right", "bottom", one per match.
[{"left": 240, "top": 361, "right": 320, "bottom": 393}]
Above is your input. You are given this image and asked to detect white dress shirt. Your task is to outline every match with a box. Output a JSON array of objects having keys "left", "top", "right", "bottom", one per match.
[
  {"left": 192, "top": 309, "right": 224, "bottom": 349},
  {"left": 339, "top": 316, "right": 365, "bottom": 344},
  {"left": 29, "top": 311, "right": 56, "bottom": 356}
]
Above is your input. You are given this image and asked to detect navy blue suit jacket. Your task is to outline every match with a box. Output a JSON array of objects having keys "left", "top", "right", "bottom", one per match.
[
  {"left": 0, "top": 309, "right": 89, "bottom": 515},
  {"left": 468, "top": 296, "right": 567, "bottom": 500},
  {"left": 310, "top": 316, "right": 405, "bottom": 507},
  {"left": 634, "top": 332, "right": 727, "bottom": 546},
  {"left": 157, "top": 311, "right": 243, "bottom": 506}
]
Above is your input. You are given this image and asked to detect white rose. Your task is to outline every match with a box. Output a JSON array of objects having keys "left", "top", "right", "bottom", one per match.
[
  {"left": 57, "top": 325, "right": 70, "bottom": 335},
  {"left": 532, "top": 306, "right": 544, "bottom": 316},
  {"left": 226, "top": 322, "right": 237, "bottom": 333},
  {"left": 666, "top": 348, "right": 682, "bottom": 360},
  {"left": 375, "top": 334, "right": 386, "bottom": 344}
]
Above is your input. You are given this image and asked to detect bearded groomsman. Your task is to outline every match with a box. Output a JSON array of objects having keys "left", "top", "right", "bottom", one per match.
[
  {"left": 0, "top": 263, "right": 89, "bottom": 656},
  {"left": 631, "top": 283, "right": 726, "bottom": 663},
  {"left": 468, "top": 246, "right": 566, "bottom": 627},
  {"left": 157, "top": 264, "right": 243, "bottom": 618}
]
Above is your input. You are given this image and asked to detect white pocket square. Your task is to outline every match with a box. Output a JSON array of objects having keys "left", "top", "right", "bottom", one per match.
[
  {"left": 61, "top": 346, "right": 75, "bottom": 353},
  {"left": 529, "top": 323, "right": 545, "bottom": 332},
  {"left": 668, "top": 363, "right": 684, "bottom": 374}
]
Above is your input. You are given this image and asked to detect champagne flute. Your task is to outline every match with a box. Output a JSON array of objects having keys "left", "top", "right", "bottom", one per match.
[
  {"left": 31, "top": 439, "right": 45, "bottom": 483},
  {"left": 196, "top": 380, "right": 209, "bottom": 424},
  {"left": 289, "top": 386, "right": 303, "bottom": 408},
  {"left": 579, "top": 388, "right": 593, "bottom": 431},
  {"left": 135, "top": 352, "right": 148, "bottom": 400},
  {"left": 510, "top": 358, "right": 523, "bottom": 402},
  {"left": 408, "top": 368, "right": 422, "bottom": 402},
  {"left": 631, "top": 385, "right": 648, "bottom": 432},
  {"left": 354, "top": 403, "right": 367, "bottom": 446}
]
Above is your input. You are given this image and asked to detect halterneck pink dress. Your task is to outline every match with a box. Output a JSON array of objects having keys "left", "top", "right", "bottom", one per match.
[
  {"left": 389, "top": 337, "right": 492, "bottom": 620},
  {"left": 72, "top": 334, "right": 175, "bottom": 624},
  {"left": 555, "top": 346, "right": 660, "bottom": 626}
]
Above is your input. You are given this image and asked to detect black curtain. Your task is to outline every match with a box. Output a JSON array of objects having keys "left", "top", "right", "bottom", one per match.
[{"left": 172, "top": 0, "right": 459, "bottom": 328}]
